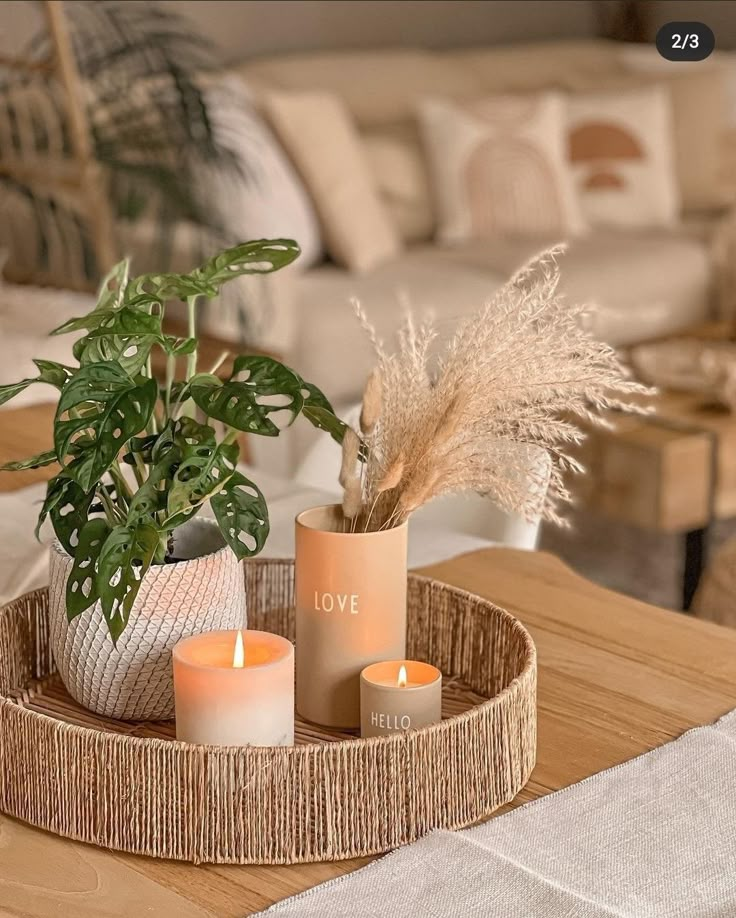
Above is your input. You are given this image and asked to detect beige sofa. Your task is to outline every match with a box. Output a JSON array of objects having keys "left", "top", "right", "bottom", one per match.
[
  {"left": 231, "top": 40, "right": 735, "bottom": 473},
  {"left": 230, "top": 41, "right": 730, "bottom": 468}
]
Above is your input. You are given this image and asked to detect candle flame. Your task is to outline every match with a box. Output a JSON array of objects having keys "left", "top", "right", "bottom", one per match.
[
  {"left": 397, "top": 665, "right": 408, "bottom": 688},
  {"left": 233, "top": 630, "right": 245, "bottom": 669}
]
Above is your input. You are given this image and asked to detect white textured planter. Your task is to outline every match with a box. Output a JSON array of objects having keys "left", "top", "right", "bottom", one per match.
[{"left": 48, "top": 518, "right": 246, "bottom": 721}]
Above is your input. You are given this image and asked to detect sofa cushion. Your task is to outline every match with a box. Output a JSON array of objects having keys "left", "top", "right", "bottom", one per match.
[
  {"left": 567, "top": 68, "right": 730, "bottom": 216},
  {"left": 567, "top": 85, "right": 680, "bottom": 229},
  {"left": 363, "top": 124, "right": 434, "bottom": 243},
  {"left": 287, "top": 248, "right": 505, "bottom": 404},
  {"left": 196, "top": 74, "right": 323, "bottom": 268},
  {"left": 264, "top": 90, "right": 402, "bottom": 273},
  {"left": 289, "top": 228, "right": 712, "bottom": 407},
  {"left": 419, "top": 93, "right": 586, "bottom": 242},
  {"left": 614, "top": 45, "right": 732, "bottom": 211},
  {"left": 438, "top": 228, "right": 712, "bottom": 345}
]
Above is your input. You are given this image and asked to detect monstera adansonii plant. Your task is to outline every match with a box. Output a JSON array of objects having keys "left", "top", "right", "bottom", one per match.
[{"left": 0, "top": 238, "right": 345, "bottom": 642}]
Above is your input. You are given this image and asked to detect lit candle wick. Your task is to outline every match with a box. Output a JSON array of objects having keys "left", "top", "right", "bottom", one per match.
[
  {"left": 233, "top": 630, "right": 245, "bottom": 669},
  {"left": 397, "top": 664, "right": 408, "bottom": 688}
]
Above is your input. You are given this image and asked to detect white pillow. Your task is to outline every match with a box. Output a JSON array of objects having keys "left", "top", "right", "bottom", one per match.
[
  {"left": 567, "top": 85, "right": 680, "bottom": 228},
  {"left": 419, "top": 93, "right": 586, "bottom": 244},
  {"left": 195, "top": 74, "right": 324, "bottom": 268}
]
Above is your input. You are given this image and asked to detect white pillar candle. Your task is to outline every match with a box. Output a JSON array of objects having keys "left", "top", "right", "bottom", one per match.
[
  {"left": 360, "top": 660, "right": 442, "bottom": 738},
  {"left": 173, "top": 630, "right": 294, "bottom": 746}
]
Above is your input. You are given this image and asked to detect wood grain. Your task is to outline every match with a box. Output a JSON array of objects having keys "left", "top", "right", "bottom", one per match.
[
  {"left": 1, "top": 546, "right": 735, "bottom": 916},
  {"left": 0, "top": 404, "right": 58, "bottom": 492}
]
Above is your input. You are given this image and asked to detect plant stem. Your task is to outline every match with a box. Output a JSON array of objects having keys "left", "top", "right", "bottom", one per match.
[
  {"left": 186, "top": 295, "right": 199, "bottom": 380},
  {"left": 131, "top": 452, "right": 147, "bottom": 487},
  {"left": 177, "top": 295, "right": 201, "bottom": 420},
  {"left": 109, "top": 461, "right": 133, "bottom": 508},
  {"left": 144, "top": 351, "right": 159, "bottom": 435},
  {"left": 222, "top": 428, "right": 239, "bottom": 446},
  {"left": 98, "top": 485, "right": 123, "bottom": 526},
  {"left": 164, "top": 353, "right": 175, "bottom": 420}
]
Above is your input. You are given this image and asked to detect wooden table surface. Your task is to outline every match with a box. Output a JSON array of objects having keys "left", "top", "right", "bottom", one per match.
[{"left": 1, "top": 408, "right": 736, "bottom": 916}]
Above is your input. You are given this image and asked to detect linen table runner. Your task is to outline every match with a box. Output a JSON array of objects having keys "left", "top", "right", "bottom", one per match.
[{"left": 260, "top": 710, "right": 736, "bottom": 917}]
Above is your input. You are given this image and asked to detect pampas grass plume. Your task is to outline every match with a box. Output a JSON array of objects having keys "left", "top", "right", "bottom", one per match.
[
  {"left": 339, "top": 428, "right": 360, "bottom": 489},
  {"left": 377, "top": 455, "right": 404, "bottom": 493},
  {"left": 347, "top": 245, "right": 652, "bottom": 530},
  {"left": 360, "top": 369, "right": 382, "bottom": 435},
  {"left": 342, "top": 476, "right": 362, "bottom": 520}
]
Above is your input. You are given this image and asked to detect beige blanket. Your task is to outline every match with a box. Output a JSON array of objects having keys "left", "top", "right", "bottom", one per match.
[{"left": 260, "top": 709, "right": 736, "bottom": 917}]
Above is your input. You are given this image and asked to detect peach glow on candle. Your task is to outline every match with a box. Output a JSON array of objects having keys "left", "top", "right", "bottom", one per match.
[
  {"left": 173, "top": 630, "right": 294, "bottom": 747},
  {"left": 360, "top": 660, "right": 442, "bottom": 738}
]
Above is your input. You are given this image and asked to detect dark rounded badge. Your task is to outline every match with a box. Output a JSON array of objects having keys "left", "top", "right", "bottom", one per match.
[{"left": 656, "top": 22, "right": 715, "bottom": 61}]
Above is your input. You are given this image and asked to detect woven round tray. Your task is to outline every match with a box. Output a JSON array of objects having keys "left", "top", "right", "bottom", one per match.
[{"left": 0, "top": 559, "right": 537, "bottom": 865}]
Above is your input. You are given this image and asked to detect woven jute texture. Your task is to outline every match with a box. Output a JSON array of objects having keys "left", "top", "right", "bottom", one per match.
[
  {"left": 47, "top": 519, "right": 246, "bottom": 721},
  {"left": 0, "top": 559, "right": 537, "bottom": 865}
]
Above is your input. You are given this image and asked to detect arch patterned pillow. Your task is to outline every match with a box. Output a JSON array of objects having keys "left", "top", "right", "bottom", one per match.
[{"left": 419, "top": 93, "right": 586, "bottom": 244}]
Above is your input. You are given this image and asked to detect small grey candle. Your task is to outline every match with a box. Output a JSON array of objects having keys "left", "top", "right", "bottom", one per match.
[{"left": 360, "top": 660, "right": 442, "bottom": 738}]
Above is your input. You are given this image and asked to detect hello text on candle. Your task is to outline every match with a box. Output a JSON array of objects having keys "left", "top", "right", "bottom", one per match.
[
  {"left": 371, "top": 711, "right": 411, "bottom": 730},
  {"left": 313, "top": 591, "right": 359, "bottom": 614}
]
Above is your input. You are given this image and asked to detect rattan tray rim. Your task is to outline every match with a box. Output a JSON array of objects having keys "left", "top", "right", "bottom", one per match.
[{"left": 0, "top": 560, "right": 537, "bottom": 864}]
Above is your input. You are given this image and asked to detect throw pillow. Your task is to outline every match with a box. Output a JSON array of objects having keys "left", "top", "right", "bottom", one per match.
[
  {"left": 194, "top": 74, "right": 323, "bottom": 269},
  {"left": 614, "top": 46, "right": 731, "bottom": 211},
  {"left": 264, "top": 90, "right": 402, "bottom": 274},
  {"left": 418, "top": 93, "right": 586, "bottom": 243},
  {"left": 567, "top": 85, "right": 680, "bottom": 228},
  {"left": 362, "top": 124, "right": 435, "bottom": 243}
]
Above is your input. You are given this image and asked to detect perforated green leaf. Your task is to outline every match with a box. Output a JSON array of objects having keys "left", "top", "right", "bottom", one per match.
[
  {"left": 174, "top": 416, "right": 216, "bottom": 447},
  {"left": 33, "top": 360, "right": 74, "bottom": 389},
  {"left": 35, "top": 473, "right": 84, "bottom": 545},
  {"left": 97, "top": 522, "right": 159, "bottom": 642},
  {"left": 0, "top": 379, "right": 33, "bottom": 407},
  {"left": 191, "top": 356, "right": 304, "bottom": 435},
  {"left": 75, "top": 306, "right": 163, "bottom": 376},
  {"left": 195, "top": 239, "right": 300, "bottom": 289},
  {"left": 127, "top": 445, "right": 181, "bottom": 524},
  {"left": 165, "top": 441, "right": 238, "bottom": 522},
  {"left": 211, "top": 471, "right": 269, "bottom": 560},
  {"left": 65, "top": 517, "right": 110, "bottom": 620},
  {"left": 54, "top": 363, "right": 157, "bottom": 490},
  {"left": 124, "top": 272, "right": 212, "bottom": 303},
  {"left": 1, "top": 449, "right": 57, "bottom": 472},
  {"left": 161, "top": 336, "right": 197, "bottom": 356},
  {"left": 48, "top": 475, "right": 94, "bottom": 554},
  {"left": 301, "top": 382, "right": 347, "bottom": 444},
  {"left": 84, "top": 306, "right": 162, "bottom": 340},
  {"left": 122, "top": 432, "right": 158, "bottom": 465},
  {"left": 79, "top": 334, "right": 158, "bottom": 377},
  {"left": 0, "top": 360, "right": 72, "bottom": 408}
]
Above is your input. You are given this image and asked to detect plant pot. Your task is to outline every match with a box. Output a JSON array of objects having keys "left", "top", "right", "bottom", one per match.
[
  {"left": 48, "top": 518, "right": 246, "bottom": 721},
  {"left": 295, "top": 505, "right": 408, "bottom": 729}
]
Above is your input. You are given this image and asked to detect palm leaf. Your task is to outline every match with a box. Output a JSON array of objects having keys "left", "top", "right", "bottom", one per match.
[{"left": 0, "top": 0, "right": 248, "bottom": 286}]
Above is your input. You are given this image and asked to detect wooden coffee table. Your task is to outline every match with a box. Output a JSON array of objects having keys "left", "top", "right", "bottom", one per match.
[
  {"left": 1, "top": 404, "right": 736, "bottom": 915},
  {"left": 578, "top": 323, "right": 736, "bottom": 609}
]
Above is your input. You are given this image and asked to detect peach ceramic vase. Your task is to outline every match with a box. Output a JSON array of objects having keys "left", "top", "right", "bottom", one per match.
[{"left": 295, "top": 505, "right": 408, "bottom": 728}]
